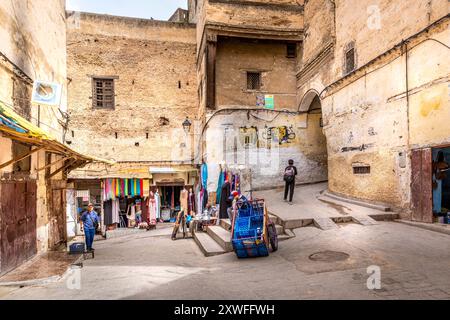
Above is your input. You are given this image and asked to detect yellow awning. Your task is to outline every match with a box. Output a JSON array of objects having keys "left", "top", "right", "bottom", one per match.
[{"left": 0, "top": 101, "right": 114, "bottom": 166}]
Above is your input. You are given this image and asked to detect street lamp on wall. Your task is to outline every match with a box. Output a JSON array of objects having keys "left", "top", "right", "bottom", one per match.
[{"left": 182, "top": 117, "right": 192, "bottom": 134}]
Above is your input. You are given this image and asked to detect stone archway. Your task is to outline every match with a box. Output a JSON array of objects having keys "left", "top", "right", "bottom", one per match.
[{"left": 300, "top": 90, "right": 329, "bottom": 181}]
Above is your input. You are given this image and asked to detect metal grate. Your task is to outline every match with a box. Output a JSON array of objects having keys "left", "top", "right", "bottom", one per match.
[
  {"left": 247, "top": 72, "right": 261, "bottom": 90},
  {"left": 353, "top": 166, "right": 370, "bottom": 174},
  {"left": 93, "top": 78, "right": 115, "bottom": 109},
  {"left": 345, "top": 48, "right": 355, "bottom": 74}
]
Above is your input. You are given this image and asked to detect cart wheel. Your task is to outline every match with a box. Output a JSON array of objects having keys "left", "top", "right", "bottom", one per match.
[{"left": 267, "top": 223, "right": 278, "bottom": 252}]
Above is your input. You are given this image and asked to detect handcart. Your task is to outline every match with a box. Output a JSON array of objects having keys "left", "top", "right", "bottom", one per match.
[{"left": 231, "top": 197, "right": 278, "bottom": 258}]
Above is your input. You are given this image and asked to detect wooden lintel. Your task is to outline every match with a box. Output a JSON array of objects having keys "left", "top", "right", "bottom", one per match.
[{"left": 0, "top": 146, "right": 45, "bottom": 170}]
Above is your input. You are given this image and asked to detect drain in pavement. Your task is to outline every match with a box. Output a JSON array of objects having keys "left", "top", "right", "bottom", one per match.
[{"left": 309, "top": 251, "right": 350, "bottom": 262}]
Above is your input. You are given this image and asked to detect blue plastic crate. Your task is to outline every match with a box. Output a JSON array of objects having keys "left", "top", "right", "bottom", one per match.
[
  {"left": 235, "top": 217, "right": 250, "bottom": 231},
  {"left": 249, "top": 216, "right": 263, "bottom": 229}
]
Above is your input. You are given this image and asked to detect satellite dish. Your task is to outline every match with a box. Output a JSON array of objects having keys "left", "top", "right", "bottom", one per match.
[{"left": 31, "top": 80, "right": 62, "bottom": 106}]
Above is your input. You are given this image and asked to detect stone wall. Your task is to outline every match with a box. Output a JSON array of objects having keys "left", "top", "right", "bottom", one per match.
[{"left": 66, "top": 12, "right": 198, "bottom": 178}]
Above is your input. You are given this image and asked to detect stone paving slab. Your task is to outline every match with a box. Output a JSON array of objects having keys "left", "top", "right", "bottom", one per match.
[{"left": 256, "top": 183, "right": 397, "bottom": 230}]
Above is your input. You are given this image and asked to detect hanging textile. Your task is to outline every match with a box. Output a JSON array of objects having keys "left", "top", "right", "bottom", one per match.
[
  {"left": 201, "top": 163, "right": 208, "bottom": 189},
  {"left": 188, "top": 191, "right": 195, "bottom": 215},
  {"left": 143, "top": 179, "right": 150, "bottom": 197},
  {"left": 180, "top": 188, "right": 188, "bottom": 212},
  {"left": 104, "top": 200, "right": 113, "bottom": 225},
  {"left": 155, "top": 191, "right": 161, "bottom": 219},
  {"left": 219, "top": 181, "right": 231, "bottom": 219},
  {"left": 216, "top": 170, "right": 224, "bottom": 205}
]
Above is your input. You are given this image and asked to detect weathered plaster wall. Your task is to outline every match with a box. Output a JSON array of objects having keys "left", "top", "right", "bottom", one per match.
[
  {"left": 216, "top": 38, "right": 298, "bottom": 109},
  {"left": 66, "top": 13, "right": 198, "bottom": 178},
  {"left": 204, "top": 109, "right": 328, "bottom": 190},
  {"left": 334, "top": 0, "right": 448, "bottom": 77},
  {"left": 0, "top": 0, "right": 68, "bottom": 253},
  {"left": 323, "top": 18, "right": 450, "bottom": 210}
]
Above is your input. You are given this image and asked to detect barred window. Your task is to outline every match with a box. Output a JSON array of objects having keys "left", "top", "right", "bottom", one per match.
[
  {"left": 247, "top": 72, "right": 261, "bottom": 90},
  {"left": 353, "top": 166, "right": 370, "bottom": 175},
  {"left": 93, "top": 78, "right": 115, "bottom": 109},
  {"left": 345, "top": 48, "right": 356, "bottom": 74}
]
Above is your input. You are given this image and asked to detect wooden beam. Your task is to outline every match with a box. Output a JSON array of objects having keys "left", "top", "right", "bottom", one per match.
[
  {"left": 0, "top": 146, "right": 44, "bottom": 170},
  {"left": 36, "top": 156, "right": 72, "bottom": 172},
  {"left": 206, "top": 39, "right": 217, "bottom": 109},
  {"left": 47, "top": 159, "right": 78, "bottom": 179}
]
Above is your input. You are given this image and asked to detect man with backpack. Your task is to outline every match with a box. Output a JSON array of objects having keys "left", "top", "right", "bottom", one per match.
[{"left": 283, "top": 159, "right": 298, "bottom": 205}]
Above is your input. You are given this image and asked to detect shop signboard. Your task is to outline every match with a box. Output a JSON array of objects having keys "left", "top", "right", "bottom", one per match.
[{"left": 264, "top": 95, "right": 274, "bottom": 110}]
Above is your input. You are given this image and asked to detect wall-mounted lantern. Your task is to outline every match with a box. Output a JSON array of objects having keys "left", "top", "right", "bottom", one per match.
[{"left": 182, "top": 117, "right": 192, "bottom": 134}]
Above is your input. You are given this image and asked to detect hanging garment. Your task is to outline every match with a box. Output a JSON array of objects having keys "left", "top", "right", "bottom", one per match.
[
  {"left": 143, "top": 180, "right": 150, "bottom": 197},
  {"left": 196, "top": 185, "right": 202, "bottom": 216},
  {"left": 124, "top": 179, "right": 129, "bottom": 197},
  {"left": 188, "top": 192, "right": 195, "bottom": 215},
  {"left": 104, "top": 200, "right": 113, "bottom": 225},
  {"left": 155, "top": 191, "right": 161, "bottom": 219},
  {"left": 149, "top": 197, "right": 157, "bottom": 225},
  {"left": 141, "top": 197, "right": 149, "bottom": 223},
  {"left": 202, "top": 189, "right": 208, "bottom": 213},
  {"left": 180, "top": 188, "right": 189, "bottom": 212},
  {"left": 112, "top": 199, "right": 120, "bottom": 224},
  {"left": 201, "top": 163, "right": 208, "bottom": 189},
  {"left": 219, "top": 181, "right": 231, "bottom": 219},
  {"left": 137, "top": 179, "right": 142, "bottom": 197},
  {"left": 216, "top": 170, "right": 224, "bottom": 205},
  {"left": 208, "top": 192, "right": 217, "bottom": 207}
]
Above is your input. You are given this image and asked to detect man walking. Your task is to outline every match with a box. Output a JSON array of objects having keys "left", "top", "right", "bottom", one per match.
[
  {"left": 283, "top": 159, "right": 298, "bottom": 205},
  {"left": 80, "top": 204, "right": 99, "bottom": 252}
]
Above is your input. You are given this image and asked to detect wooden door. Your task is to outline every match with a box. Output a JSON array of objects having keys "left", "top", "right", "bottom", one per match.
[
  {"left": 48, "top": 182, "right": 67, "bottom": 249},
  {"left": 411, "top": 148, "right": 433, "bottom": 223},
  {"left": 0, "top": 181, "right": 37, "bottom": 276}
]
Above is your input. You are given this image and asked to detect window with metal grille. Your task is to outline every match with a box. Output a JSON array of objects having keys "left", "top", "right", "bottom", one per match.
[
  {"left": 247, "top": 72, "right": 261, "bottom": 90},
  {"left": 93, "top": 78, "right": 115, "bottom": 109},
  {"left": 345, "top": 48, "right": 356, "bottom": 74},
  {"left": 353, "top": 166, "right": 370, "bottom": 175},
  {"left": 287, "top": 43, "right": 297, "bottom": 58}
]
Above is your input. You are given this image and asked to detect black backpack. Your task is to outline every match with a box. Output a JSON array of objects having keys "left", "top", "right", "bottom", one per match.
[{"left": 284, "top": 166, "right": 295, "bottom": 183}]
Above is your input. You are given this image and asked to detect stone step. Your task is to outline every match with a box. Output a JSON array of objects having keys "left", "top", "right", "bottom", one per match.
[
  {"left": 352, "top": 215, "right": 378, "bottom": 226},
  {"left": 207, "top": 226, "right": 233, "bottom": 252},
  {"left": 313, "top": 218, "right": 339, "bottom": 230},
  {"left": 220, "top": 219, "right": 232, "bottom": 231},
  {"left": 193, "top": 232, "right": 226, "bottom": 257}
]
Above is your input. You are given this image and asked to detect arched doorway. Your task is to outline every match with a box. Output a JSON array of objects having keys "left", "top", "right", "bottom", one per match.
[{"left": 299, "top": 91, "right": 328, "bottom": 181}]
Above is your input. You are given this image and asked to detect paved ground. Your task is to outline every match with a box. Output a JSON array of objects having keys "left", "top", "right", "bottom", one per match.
[
  {"left": 1, "top": 220, "right": 450, "bottom": 300},
  {"left": 256, "top": 183, "right": 393, "bottom": 223}
]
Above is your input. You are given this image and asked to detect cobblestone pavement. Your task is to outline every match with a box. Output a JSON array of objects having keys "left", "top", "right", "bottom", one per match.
[{"left": 1, "top": 222, "right": 450, "bottom": 300}]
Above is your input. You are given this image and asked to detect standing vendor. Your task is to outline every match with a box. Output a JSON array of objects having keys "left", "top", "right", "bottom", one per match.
[{"left": 80, "top": 203, "right": 99, "bottom": 252}]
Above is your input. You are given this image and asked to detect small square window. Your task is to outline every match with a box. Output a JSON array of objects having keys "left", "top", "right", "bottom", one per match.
[
  {"left": 287, "top": 43, "right": 297, "bottom": 58},
  {"left": 345, "top": 48, "right": 355, "bottom": 74},
  {"left": 93, "top": 78, "right": 115, "bottom": 109},
  {"left": 247, "top": 72, "right": 261, "bottom": 90}
]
